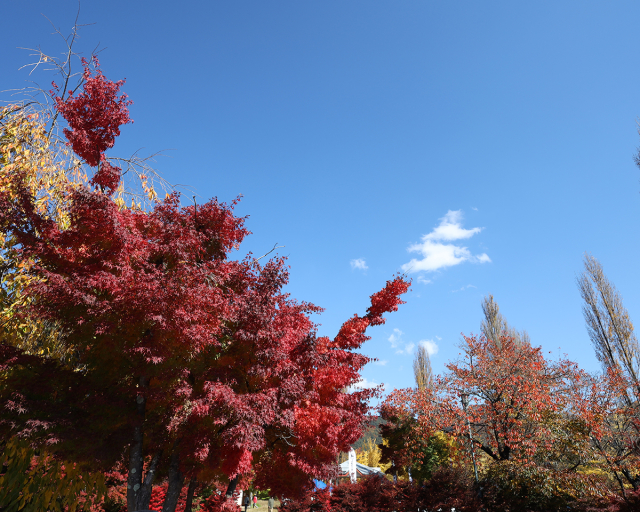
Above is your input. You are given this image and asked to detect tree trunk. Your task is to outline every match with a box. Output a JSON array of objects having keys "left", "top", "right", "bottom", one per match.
[
  {"left": 225, "top": 475, "right": 239, "bottom": 498},
  {"left": 184, "top": 478, "right": 197, "bottom": 512},
  {"left": 137, "top": 449, "right": 162, "bottom": 510},
  {"left": 127, "top": 376, "right": 150, "bottom": 512},
  {"left": 162, "top": 449, "right": 185, "bottom": 512}
]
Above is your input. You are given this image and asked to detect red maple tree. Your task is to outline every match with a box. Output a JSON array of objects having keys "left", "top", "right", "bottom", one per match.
[{"left": 1, "top": 56, "right": 410, "bottom": 512}]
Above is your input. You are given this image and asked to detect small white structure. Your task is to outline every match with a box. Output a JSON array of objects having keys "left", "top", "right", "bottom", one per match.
[
  {"left": 338, "top": 457, "right": 384, "bottom": 481},
  {"left": 348, "top": 448, "right": 357, "bottom": 483}
]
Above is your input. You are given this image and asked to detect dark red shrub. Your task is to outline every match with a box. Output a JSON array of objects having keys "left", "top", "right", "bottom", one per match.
[{"left": 417, "top": 467, "right": 481, "bottom": 512}]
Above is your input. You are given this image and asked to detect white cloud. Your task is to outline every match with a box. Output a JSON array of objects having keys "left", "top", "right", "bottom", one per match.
[
  {"left": 373, "top": 359, "right": 388, "bottom": 366},
  {"left": 451, "top": 284, "right": 478, "bottom": 293},
  {"left": 388, "top": 328, "right": 403, "bottom": 348},
  {"left": 350, "top": 258, "right": 368, "bottom": 271},
  {"left": 349, "top": 378, "right": 384, "bottom": 392},
  {"left": 435, "top": 336, "right": 442, "bottom": 341},
  {"left": 422, "top": 210, "right": 481, "bottom": 242},
  {"left": 418, "top": 276, "right": 432, "bottom": 285},
  {"left": 419, "top": 339, "right": 439, "bottom": 356},
  {"left": 389, "top": 329, "right": 412, "bottom": 354},
  {"left": 401, "top": 210, "right": 491, "bottom": 274},
  {"left": 396, "top": 342, "right": 415, "bottom": 355}
]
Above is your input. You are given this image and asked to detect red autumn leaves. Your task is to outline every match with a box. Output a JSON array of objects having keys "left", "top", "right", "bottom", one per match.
[
  {"left": 1, "top": 57, "right": 411, "bottom": 512},
  {"left": 53, "top": 57, "right": 131, "bottom": 192}
]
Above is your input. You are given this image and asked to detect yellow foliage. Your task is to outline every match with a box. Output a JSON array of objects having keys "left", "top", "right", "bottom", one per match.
[
  {"left": 355, "top": 437, "right": 391, "bottom": 472},
  {"left": 0, "top": 104, "right": 162, "bottom": 361},
  {"left": 0, "top": 438, "right": 106, "bottom": 511},
  {"left": 0, "top": 105, "right": 82, "bottom": 361}
]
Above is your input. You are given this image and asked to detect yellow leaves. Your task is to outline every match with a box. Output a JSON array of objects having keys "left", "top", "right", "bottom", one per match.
[
  {"left": 0, "top": 439, "right": 107, "bottom": 512},
  {"left": 358, "top": 436, "right": 384, "bottom": 469},
  {"left": 1, "top": 107, "right": 77, "bottom": 218},
  {"left": 43, "top": 489, "right": 54, "bottom": 509},
  {"left": 130, "top": 197, "right": 143, "bottom": 210},
  {"left": 1, "top": 108, "right": 77, "bottom": 346}
]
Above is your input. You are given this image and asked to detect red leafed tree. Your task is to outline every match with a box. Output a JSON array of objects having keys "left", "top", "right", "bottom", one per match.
[
  {"left": 385, "top": 334, "right": 585, "bottom": 468},
  {"left": 569, "top": 367, "right": 640, "bottom": 497},
  {"left": 0, "top": 55, "right": 410, "bottom": 512}
]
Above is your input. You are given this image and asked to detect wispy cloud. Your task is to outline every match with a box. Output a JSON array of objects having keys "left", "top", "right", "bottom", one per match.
[
  {"left": 419, "top": 339, "right": 439, "bottom": 356},
  {"left": 451, "top": 284, "right": 477, "bottom": 293},
  {"left": 373, "top": 359, "right": 388, "bottom": 366},
  {"left": 388, "top": 328, "right": 403, "bottom": 349},
  {"left": 397, "top": 342, "right": 415, "bottom": 355},
  {"left": 349, "top": 378, "right": 384, "bottom": 392},
  {"left": 350, "top": 258, "right": 368, "bottom": 271},
  {"left": 401, "top": 210, "right": 490, "bottom": 274},
  {"left": 388, "top": 329, "right": 417, "bottom": 355}
]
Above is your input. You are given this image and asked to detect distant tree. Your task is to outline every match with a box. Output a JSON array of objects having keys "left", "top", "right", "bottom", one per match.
[
  {"left": 386, "top": 334, "right": 586, "bottom": 467},
  {"left": 413, "top": 344, "right": 433, "bottom": 390},
  {"left": 378, "top": 402, "right": 450, "bottom": 483},
  {"left": 577, "top": 253, "right": 640, "bottom": 399},
  {"left": 576, "top": 254, "right": 640, "bottom": 493},
  {"left": 480, "top": 294, "right": 530, "bottom": 348},
  {"left": 355, "top": 437, "right": 382, "bottom": 469}
]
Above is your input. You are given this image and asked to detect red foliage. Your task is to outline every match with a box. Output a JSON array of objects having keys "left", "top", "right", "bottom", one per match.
[
  {"left": 199, "top": 493, "right": 241, "bottom": 512},
  {"left": 416, "top": 467, "right": 480, "bottom": 511},
  {"left": 0, "top": 170, "right": 410, "bottom": 505},
  {"left": 147, "top": 482, "right": 190, "bottom": 512},
  {"left": 91, "top": 155, "right": 121, "bottom": 194},
  {"left": 53, "top": 56, "right": 132, "bottom": 167},
  {"left": 384, "top": 334, "right": 584, "bottom": 467},
  {"left": 3, "top": 57, "right": 411, "bottom": 512},
  {"left": 280, "top": 471, "right": 480, "bottom": 512},
  {"left": 606, "top": 489, "right": 640, "bottom": 512}
]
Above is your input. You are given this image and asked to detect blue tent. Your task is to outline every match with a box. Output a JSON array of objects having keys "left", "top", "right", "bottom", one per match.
[{"left": 313, "top": 479, "right": 327, "bottom": 489}]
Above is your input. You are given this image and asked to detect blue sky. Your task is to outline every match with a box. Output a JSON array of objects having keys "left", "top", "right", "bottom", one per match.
[{"left": 3, "top": 1, "right": 640, "bottom": 403}]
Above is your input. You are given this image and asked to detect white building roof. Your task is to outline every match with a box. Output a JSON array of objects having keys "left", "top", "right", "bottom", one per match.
[{"left": 338, "top": 460, "right": 384, "bottom": 477}]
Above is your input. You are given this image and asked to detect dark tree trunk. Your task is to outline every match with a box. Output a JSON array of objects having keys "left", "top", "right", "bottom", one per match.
[
  {"left": 162, "top": 449, "right": 185, "bottom": 512},
  {"left": 184, "top": 478, "right": 197, "bottom": 512},
  {"left": 226, "top": 475, "right": 239, "bottom": 498},
  {"left": 137, "top": 449, "right": 162, "bottom": 510},
  {"left": 127, "top": 376, "right": 149, "bottom": 512}
]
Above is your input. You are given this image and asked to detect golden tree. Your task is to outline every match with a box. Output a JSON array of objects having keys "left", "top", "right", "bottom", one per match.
[
  {"left": 480, "top": 294, "right": 530, "bottom": 348},
  {"left": 413, "top": 343, "right": 433, "bottom": 391}
]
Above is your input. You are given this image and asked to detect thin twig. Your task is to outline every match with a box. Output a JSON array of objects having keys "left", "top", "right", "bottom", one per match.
[{"left": 254, "top": 243, "right": 285, "bottom": 263}]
